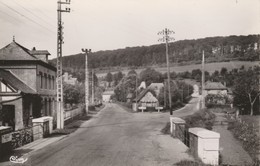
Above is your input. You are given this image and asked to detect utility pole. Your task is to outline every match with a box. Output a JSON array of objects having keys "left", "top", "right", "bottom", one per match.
[
  {"left": 56, "top": 0, "right": 70, "bottom": 129},
  {"left": 92, "top": 69, "right": 94, "bottom": 104},
  {"left": 82, "top": 49, "right": 91, "bottom": 115},
  {"left": 201, "top": 50, "right": 206, "bottom": 109},
  {"left": 164, "top": 79, "right": 167, "bottom": 108},
  {"left": 158, "top": 28, "right": 175, "bottom": 115}
]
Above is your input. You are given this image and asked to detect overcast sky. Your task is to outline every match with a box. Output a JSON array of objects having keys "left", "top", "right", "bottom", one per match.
[{"left": 0, "top": 0, "right": 259, "bottom": 59}]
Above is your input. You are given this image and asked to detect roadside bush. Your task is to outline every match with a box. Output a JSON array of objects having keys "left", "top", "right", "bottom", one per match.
[
  {"left": 175, "top": 160, "right": 211, "bottom": 166},
  {"left": 205, "top": 94, "right": 233, "bottom": 108},
  {"left": 184, "top": 109, "right": 216, "bottom": 130},
  {"left": 228, "top": 119, "right": 260, "bottom": 163}
]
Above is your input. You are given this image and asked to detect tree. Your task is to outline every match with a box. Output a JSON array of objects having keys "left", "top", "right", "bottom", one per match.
[
  {"left": 139, "top": 68, "right": 163, "bottom": 86},
  {"left": 233, "top": 68, "right": 260, "bottom": 115},
  {"left": 128, "top": 70, "right": 137, "bottom": 76},
  {"left": 106, "top": 72, "right": 113, "bottom": 87},
  {"left": 63, "top": 83, "right": 82, "bottom": 105}
]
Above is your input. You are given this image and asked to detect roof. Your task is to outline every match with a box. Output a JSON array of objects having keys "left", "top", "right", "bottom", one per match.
[
  {"left": 126, "top": 93, "right": 133, "bottom": 99},
  {"left": 133, "top": 89, "right": 156, "bottom": 102},
  {"left": 148, "top": 83, "right": 164, "bottom": 90},
  {"left": 0, "top": 41, "right": 56, "bottom": 71},
  {"left": 0, "top": 41, "right": 38, "bottom": 61},
  {"left": 0, "top": 69, "right": 37, "bottom": 94},
  {"left": 205, "top": 81, "right": 227, "bottom": 90},
  {"left": 29, "top": 50, "right": 50, "bottom": 56},
  {"left": 103, "top": 91, "right": 114, "bottom": 95}
]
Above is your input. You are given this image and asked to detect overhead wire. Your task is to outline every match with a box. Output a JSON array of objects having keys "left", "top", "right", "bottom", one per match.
[
  {"left": 11, "top": 0, "right": 56, "bottom": 29},
  {"left": 0, "top": 9, "right": 23, "bottom": 24},
  {"left": 0, "top": 1, "right": 55, "bottom": 34}
]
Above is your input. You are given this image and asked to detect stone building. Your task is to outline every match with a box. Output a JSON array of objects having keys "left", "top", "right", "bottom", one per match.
[{"left": 0, "top": 39, "right": 56, "bottom": 130}]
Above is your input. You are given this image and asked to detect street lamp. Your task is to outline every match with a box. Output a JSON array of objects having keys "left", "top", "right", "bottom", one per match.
[{"left": 82, "top": 48, "right": 91, "bottom": 115}]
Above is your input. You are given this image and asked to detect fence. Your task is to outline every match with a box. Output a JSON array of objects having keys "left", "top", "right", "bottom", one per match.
[
  {"left": 64, "top": 107, "right": 83, "bottom": 121},
  {"left": 175, "top": 124, "right": 190, "bottom": 147},
  {"left": 11, "top": 124, "right": 42, "bottom": 149},
  {"left": 170, "top": 117, "right": 189, "bottom": 147}
]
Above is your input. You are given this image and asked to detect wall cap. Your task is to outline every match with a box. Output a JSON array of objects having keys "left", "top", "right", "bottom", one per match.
[
  {"left": 189, "top": 127, "right": 220, "bottom": 138},
  {"left": 170, "top": 117, "right": 186, "bottom": 124},
  {"left": 32, "top": 116, "right": 52, "bottom": 123}
]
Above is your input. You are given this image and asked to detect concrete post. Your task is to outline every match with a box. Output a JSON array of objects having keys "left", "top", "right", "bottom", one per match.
[
  {"left": 189, "top": 127, "right": 220, "bottom": 165},
  {"left": 170, "top": 117, "right": 186, "bottom": 137}
]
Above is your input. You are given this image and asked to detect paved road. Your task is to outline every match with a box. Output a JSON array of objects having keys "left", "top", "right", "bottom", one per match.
[{"left": 22, "top": 103, "right": 191, "bottom": 166}]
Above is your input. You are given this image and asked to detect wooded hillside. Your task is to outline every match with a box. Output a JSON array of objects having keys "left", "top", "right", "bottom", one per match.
[{"left": 50, "top": 35, "right": 260, "bottom": 72}]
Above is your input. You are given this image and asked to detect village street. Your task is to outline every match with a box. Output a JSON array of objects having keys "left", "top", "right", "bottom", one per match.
[{"left": 12, "top": 101, "right": 201, "bottom": 166}]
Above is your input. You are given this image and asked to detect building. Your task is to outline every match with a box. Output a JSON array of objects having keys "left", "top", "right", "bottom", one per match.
[
  {"left": 138, "top": 81, "right": 146, "bottom": 90},
  {"left": 148, "top": 83, "right": 164, "bottom": 97},
  {"left": 0, "top": 39, "right": 56, "bottom": 130},
  {"left": 126, "top": 93, "right": 133, "bottom": 103},
  {"left": 102, "top": 91, "right": 114, "bottom": 102},
  {"left": 63, "top": 72, "right": 78, "bottom": 85},
  {"left": 132, "top": 89, "right": 159, "bottom": 111},
  {"left": 204, "top": 81, "right": 228, "bottom": 95}
]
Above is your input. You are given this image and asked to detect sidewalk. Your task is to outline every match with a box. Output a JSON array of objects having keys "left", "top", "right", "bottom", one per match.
[
  {"left": 0, "top": 107, "right": 105, "bottom": 165},
  {"left": 213, "top": 112, "right": 253, "bottom": 165}
]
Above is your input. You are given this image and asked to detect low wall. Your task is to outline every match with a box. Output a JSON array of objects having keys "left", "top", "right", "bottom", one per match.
[
  {"left": 64, "top": 106, "right": 83, "bottom": 124},
  {"left": 170, "top": 117, "right": 220, "bottom": 165}
]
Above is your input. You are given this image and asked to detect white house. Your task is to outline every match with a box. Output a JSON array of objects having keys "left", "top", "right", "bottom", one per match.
[
  {"left": 148, "top": 83, "right": 164, "bottom": 97},
  {"left": 204, "top": 81, "right": 228, "bottom": 95},
  {"left": 102, "top": 91, "right": 114, "bottom": 102}
]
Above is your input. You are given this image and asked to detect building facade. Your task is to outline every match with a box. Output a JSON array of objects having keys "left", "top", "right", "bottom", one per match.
[{"left": 0, "top": 40, "right": 56, "bottom": 130}]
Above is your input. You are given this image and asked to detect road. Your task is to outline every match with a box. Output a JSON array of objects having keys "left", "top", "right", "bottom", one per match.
[{"left": 24, "top": 103, "right": 192, "bottom": 166}]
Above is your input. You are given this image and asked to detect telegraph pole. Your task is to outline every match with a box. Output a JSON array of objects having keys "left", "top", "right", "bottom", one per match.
[
  {"left": 201, "top": 50, "right": 206, "bottom": 109},
  {"left": 158, "top": 28, "right": 175, "bottom": 115},
  {"left": 82, "top": 49, "right": 91, "bottom": 115},
  {"left": 56, "top": 0, "right": 70, "bottom": 129},
  {"left": 92, "top": 69, "right": 94, "bottom": 104}
]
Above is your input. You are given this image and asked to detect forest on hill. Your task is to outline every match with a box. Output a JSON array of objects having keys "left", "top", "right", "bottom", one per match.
[{"left": 50, "top": 34, "right": 260, "bottom": 73}]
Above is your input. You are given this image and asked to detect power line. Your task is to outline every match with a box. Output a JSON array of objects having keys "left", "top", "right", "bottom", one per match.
[
  {"left": 0, "top": 9, "right": 23, "bottom": 24},
  {"left": 12, "top": 0, "right": 56, "bottom": 28},
  {"left": 0, "top": 1, "right": 55, "bottom": 34}
]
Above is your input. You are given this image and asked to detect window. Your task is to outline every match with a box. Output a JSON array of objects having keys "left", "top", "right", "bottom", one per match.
[
  {"left": 39, "top": 72, "right": 43, "bottom": 89},
  {"left": 44, "top": 73, "right": 47, "bottom": 89},
  {"left": 48, "top": 75, "right": 51, "bottom": 89},
  {"left": 52, "top": 76, "right": 55, "bottom": 89}
]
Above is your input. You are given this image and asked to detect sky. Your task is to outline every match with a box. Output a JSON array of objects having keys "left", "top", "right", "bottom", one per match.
[{"left": 0, "top": 0, "right": 259, "bottom": 59}]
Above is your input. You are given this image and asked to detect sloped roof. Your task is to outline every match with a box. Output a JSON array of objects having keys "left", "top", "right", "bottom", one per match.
[
  {"left": 0, "top": 41, "right": 38, "bottom": 61},
  {"left": 0, "top": 69, "right": 36, "bottom": 94},
  {"left": 205, "top": 81, "right": 227, "bottom": 90},
  {"left": 126, "top": 93, "right": 133, "bottom": 99},
  {"left": 148, "top": 83, "right": 164, "bottom": 90},
  {"left": 103, "top": 91, "right": 114, "bottom": 95},
  {"left": 133, "top": 89, "right": 156, "bottom": 102},
  {"left": 140, "top": 91, "right": 158, "bottom": 103},
  {"left": 29, "top": 50, "right": 50, "bottom": 56}
]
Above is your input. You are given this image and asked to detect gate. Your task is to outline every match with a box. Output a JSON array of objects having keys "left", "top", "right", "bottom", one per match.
[{"left": 175, "top": 124, "right": 190, "bottom": 147}]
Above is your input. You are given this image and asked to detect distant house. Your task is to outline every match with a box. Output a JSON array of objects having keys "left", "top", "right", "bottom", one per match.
[
  {"left": 63, "top": 72, "right": 78, "bottom": 85},
  {"left": 138, "top": 81, "right": 146, "bottom": 90},
  {"left": 126, "top": 93, "right": 133, "bottom": 103},
  {"left": 148, "top": 83, "right": 164, "bottom": 97},
  {"left": 204, "top": 81, "right": 228, "bottom": 95},
  {"left": 102, "top": 91, "right": 114, "bottom": 102},
  {"left": 132, "top": 89, "right": 159, "bottom": 111}
]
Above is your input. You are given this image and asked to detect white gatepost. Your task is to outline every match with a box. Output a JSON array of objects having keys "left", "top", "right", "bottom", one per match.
[{"left": 189, "top": 127, "right": 220, "bottom": 165}]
